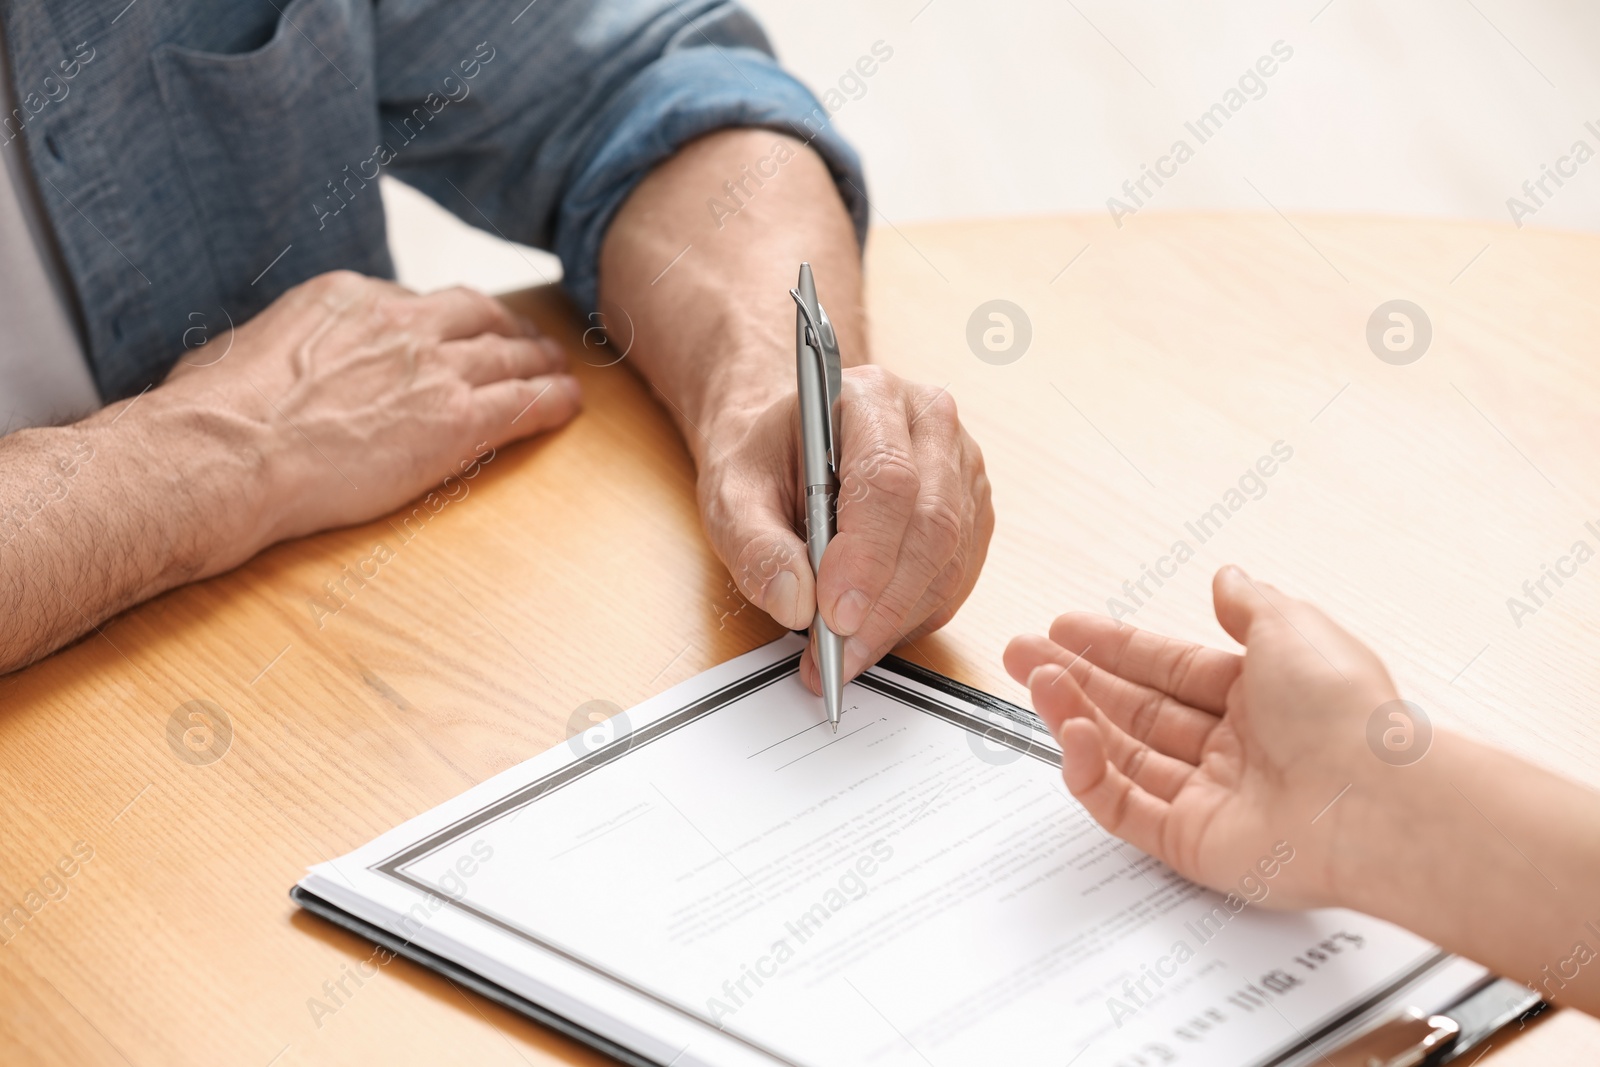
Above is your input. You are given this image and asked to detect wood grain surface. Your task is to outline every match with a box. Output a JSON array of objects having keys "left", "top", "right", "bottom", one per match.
[{"left": 1, "top": 213, "right": 1596, "bottom": 1065}]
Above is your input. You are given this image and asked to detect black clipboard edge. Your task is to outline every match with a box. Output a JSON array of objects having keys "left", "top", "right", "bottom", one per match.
[
  {"left": 290, "top": 885, "right": 667, "bottom": 1067},
  {"left": 877, "top": 652, "right": 1041, "bottom": 727}
]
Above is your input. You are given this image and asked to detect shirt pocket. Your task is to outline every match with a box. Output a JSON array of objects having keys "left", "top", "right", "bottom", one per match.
[{"left": 151, "top": 0, "right": 386, "bottom": 317}]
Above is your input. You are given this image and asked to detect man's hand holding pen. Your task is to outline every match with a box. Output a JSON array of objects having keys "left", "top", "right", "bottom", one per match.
[
  {"left": 596, "top": 131, "right": 992, "bottom": 700},
  {"left": 698, "top": 358, "right": 994, "bottom": 695}
]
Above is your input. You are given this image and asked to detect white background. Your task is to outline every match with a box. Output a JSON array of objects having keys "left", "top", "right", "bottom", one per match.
[{"left": 386, "top": 0, "right": 1600, "bottom": 292}]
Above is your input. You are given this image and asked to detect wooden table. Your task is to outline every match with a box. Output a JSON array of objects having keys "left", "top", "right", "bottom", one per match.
[{"left": 2, "top": 214, "right": 1597, "bottom": 1065}]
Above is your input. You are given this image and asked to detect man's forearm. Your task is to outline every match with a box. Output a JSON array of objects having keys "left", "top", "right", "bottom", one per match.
[
  {"left": 0, "top": 398, "right": 263, "bottom": 673},
  {"left": 597, "top": 128, "right": 865, "bottom": 460}
]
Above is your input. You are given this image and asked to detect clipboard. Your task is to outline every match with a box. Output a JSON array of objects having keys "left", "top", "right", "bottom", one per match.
[
  {"left": 291, "top": 650, "right": 1548, "bottom": 1067},
  {"left": 1318, "top": 977, "right": 1543, "bottom": 1066},
  {"left": 291, "top": 883, "right": 661, "bottom": 1067},
  {"left": 293, "top": 879, "right": 1543, "bottom": 1067}
]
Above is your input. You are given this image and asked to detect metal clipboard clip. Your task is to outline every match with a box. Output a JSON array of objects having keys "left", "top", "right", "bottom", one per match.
[{"left": 1324, "top": 978, "right": 1543, "bottom": 1067}]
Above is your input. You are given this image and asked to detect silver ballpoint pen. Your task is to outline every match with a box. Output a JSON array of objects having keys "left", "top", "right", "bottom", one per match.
[{"left": 790, "top": 264, "right": 845, "bottom": 733}]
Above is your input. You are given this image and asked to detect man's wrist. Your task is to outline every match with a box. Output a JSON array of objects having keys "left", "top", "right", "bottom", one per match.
[
  {"left": 669, "top": 326, "right": 793, "bottom": 471},
  {"left": 101, "top": 383, "right": 275, "bottom": 581},
  {"left": 595, "top": 125, "right": 864, "bottom": 475}
]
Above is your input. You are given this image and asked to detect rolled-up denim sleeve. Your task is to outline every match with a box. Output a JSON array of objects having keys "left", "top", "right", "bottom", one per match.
[{"left": 376, "top": 0, "right": 867, "bottom": 312}]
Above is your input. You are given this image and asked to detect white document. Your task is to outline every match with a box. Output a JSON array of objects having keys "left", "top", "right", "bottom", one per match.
[{"left": 299, "top": 634, "right": 1485, "bottom": 1067}]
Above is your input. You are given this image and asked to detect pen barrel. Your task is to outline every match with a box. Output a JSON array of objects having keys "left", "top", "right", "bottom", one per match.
[
  {"left": 806, "top": 484, "right": 845, "bottom": 724},
  {"left": 815, "top": 624, "right": 845, "bottom": 724},
  {"left": 803, "top": 485, "right": 836, "bottom": 575},
  {"left": 796, "top": 361, "right": 834, "bottom": 489}
]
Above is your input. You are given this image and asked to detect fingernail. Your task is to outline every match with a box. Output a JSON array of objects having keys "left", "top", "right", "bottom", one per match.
[
  {"left": 1053, "top": 716, "right": 1075, "bottom": 749},
  {"left": 1028, "top": 664, "right": 1065, "bottom": 690},
  {"left": 559, "top": 375, "right": 583, "bottom": 404},
  {"left": 800, "top": 654, "right": 821, "bottom": 695},
  {"left": 833, "top": 589, "right": 870, "bottom": 635},
  {"left": 843, "top": 635, "right": 872, "bottom": 678},
  {"left": 766, "top": 569, "right": 801, "bottom": 628}
]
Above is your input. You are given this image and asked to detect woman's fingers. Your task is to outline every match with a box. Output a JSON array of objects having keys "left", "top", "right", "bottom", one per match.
[
  {"left": 1028, "top": 664, "right": 1196, "bottom": 802},
  {"left": 1053, "top": 715, "right": 1174, "bottom": 862},
  {"left": 1047, "top": 612, "right": 1242, "bottom": 714},
  {"left": 1005, "top": 633, "right": 1219, "bottom": 764}
]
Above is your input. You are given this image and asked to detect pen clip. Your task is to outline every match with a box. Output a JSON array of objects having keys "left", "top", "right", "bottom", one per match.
[
  {"left": 815, "top": 302, "right": 843, "bottom": 471},
  {"left": 789, "top": 287, "right": 843, "bottom": 474}
]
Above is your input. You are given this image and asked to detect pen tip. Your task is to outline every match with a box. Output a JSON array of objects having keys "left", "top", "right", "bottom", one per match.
[{"left": 831, "top": 721, "right": 838, "bottom": 734}]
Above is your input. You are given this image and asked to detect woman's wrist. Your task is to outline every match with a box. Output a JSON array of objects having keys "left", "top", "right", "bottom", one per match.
[{"left": 1329, "top": 731, "right": 1471, "bottom": 922}]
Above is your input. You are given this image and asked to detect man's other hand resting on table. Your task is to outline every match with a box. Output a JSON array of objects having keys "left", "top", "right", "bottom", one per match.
[{"left": 0, "top": 274, "right": 581, "bottom": 670}]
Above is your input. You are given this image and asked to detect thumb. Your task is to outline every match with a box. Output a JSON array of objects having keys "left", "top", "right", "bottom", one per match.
[
  {"left": 1212, "top": 564, "right": 1284, "bottom": 646},
  {"left": 722, "top": 504, "right": 815, "bottom": 631}
]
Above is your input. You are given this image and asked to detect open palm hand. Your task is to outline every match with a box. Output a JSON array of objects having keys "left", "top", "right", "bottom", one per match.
[{"left": 1003, "top": 566, "right": 1400, "bottom": 910}]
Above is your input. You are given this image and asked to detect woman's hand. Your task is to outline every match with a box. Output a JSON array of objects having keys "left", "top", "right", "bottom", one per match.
[{"left": 1003, "top": 565, "right": 1398, "bottom": 910}]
